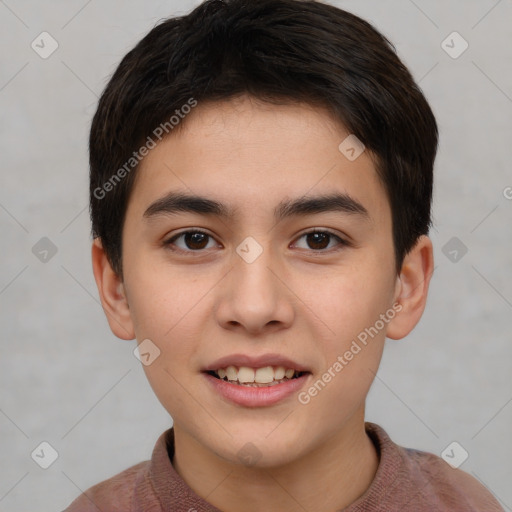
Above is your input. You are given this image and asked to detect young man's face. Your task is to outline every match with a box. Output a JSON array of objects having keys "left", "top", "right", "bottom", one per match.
[{"left": 95, "top": 95, "right": 429, "bottom": 467}]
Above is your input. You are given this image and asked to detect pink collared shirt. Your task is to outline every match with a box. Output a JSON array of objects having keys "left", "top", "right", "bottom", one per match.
[{"left": 63, "top": 422, "right": 504, "bottom": 511}]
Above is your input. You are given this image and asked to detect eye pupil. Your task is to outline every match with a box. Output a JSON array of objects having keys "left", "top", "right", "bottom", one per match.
[
  {"left": 167, "top": 230, "right": 342, "bottom": 254},
  {"left": 307, "top": 232, "right": 329, "bottom": 250},
  {"left": 185, "top": 232, "right": 208, "bottom": 250}
]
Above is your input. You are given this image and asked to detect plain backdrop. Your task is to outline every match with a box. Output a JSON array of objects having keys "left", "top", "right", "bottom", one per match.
[{"left": 0, "top": 0, "right": 511, "bottom": 510}]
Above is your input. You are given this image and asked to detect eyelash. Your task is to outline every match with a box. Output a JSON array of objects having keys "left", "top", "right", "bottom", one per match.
[{"left": 163, "top": 229, "right": 349, "bottom": 254}]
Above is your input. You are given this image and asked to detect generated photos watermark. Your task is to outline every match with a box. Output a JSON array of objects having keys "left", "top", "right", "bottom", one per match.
[
  {"left": 93, "top": 97, "right": 198, "bottom": 200},
  {"left": 298, "top": 302, "right": 402, "bottom": 405}
]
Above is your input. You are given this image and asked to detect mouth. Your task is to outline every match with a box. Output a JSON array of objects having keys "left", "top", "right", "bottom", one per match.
[
  {"left": 205, "top": 366, "right": 308, "bottom": 387},
  {"left": 202, "top": 354, "right": 312, "bottom": 407}
]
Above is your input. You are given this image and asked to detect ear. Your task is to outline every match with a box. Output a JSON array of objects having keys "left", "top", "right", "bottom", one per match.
[
  {"left": 91, "top": 237, "right": 135, "bottom": 340},
  {"left": 386, "top": 235, "right": 434, "bottom": 340}
]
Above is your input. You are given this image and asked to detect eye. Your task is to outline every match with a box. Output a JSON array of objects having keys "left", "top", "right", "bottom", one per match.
[
  {"left": 163, "top": 230, "right": 219, "bottom": 252},
  {"left": 293, "top": 230, "right": 348, "bottom": 251},
  {"left": 163, "top": 228, "right": 348, "bottom": 254}
]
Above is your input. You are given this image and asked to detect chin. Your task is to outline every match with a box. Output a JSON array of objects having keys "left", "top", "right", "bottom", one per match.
[{"left": 208, "top": 423, "right": 312, "bottom": 469}]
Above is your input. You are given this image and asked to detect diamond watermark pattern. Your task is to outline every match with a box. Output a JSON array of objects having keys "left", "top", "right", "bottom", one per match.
[
  {"left": 134, "top": 338, "right": 161, "bottom": 366},
  {"left": 441, "top": 31, "right": 469, "bottom": 59},
  {"left": 338, "top": 134, "right": 365, "bottom": 161},
  {"left": 31, "top": 441, "right": 59, "bottom": 469},
  {"left": 31, "top": 32, "right": 59, "bottom": 59},
  {"left": 32, "top": 237, "right": 58, "bottom": 263},
  {"left": 236, "top": 236, "right": 263, "bottom": 264},
  {"left": 237, "top": 442, "right": 262, "bottom": 466},
  {"left": 441, "top": 441, "right": 469, "bottom": 469},
  {"left": 442, "top": 237, "right": 468, "bottom": 263}
]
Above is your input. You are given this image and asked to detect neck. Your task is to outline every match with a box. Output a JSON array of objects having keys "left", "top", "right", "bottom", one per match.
[{"left": 171, "top": 408, "right": 379, "bottom": 512}]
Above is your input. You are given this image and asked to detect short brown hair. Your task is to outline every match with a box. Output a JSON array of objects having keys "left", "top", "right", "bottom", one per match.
[{"left": 89, "top": 0, "right": 438, "bottom": 278}]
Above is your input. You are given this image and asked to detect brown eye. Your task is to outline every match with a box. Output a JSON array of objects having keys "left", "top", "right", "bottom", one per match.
[
  {"left": 164, "top": 230, "right": 217, "bottom": 252},
  {"left": 294, "top": 230, "right": 347, "bottom": 251},
  {"left": 306, "top": 232, "right": 330, "bottom": 250},
  {"left": 184, "top": 232, "right": 209, "bottom": 250}
]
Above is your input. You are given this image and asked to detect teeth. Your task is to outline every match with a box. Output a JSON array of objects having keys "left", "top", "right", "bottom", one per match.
[
  {"left": 285, "top": 368, "right": 295, "bottom": 379},
  {"left": 226, "top": 366, "right": 238, "bottom": 381},
  {"left": 254, "top": 366, "right": 274, "bottom": 383},
  {"left": 238, "top": 367, "right": 255, "bottom": 383},
  {"left": 213, "top": 365, "right": 302, "bottom": 384},
  {"left": 274, "top": 366, "right": 285, "bottom": 380}
]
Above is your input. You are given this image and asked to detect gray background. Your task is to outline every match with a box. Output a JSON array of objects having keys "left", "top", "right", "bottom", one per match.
[{"left": 1, "top": 0, "right": 511, "bottom": 510}]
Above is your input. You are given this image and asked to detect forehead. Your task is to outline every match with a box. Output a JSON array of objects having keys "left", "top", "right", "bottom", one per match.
[{"left": 126, "top": 96, "right": 390, "bottom": 227}]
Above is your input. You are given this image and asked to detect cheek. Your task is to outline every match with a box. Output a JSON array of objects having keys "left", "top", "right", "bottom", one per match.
[
  {"left": 126, "top": 260, "right": 205, "bottom": 340},
  {"left": 297, "top": 263, "right": 394, "bottom": 343},
  {"left": 296, "top": 272, "right": 390, "bottom": 415},
  {"left": 294, "top": 262, "right": 393, "bottom": 407},
  {"left": 127, "top": 264, "right": 210, "bottom": 372},
  {"left": 141, "top": 359, "right": 192, "bottom": 423}
]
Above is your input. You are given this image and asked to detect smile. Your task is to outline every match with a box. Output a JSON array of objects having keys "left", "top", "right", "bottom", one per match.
[
  {"left": 203, "top": 368, "right": 311, "bottom": 407},
  {"left": 208, "top": 365, "right": 305, "bottom": 387}
]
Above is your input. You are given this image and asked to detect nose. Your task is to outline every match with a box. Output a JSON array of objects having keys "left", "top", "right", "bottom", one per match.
[{"left": 215, "top": 241, "right": 295, "bottom": 335}]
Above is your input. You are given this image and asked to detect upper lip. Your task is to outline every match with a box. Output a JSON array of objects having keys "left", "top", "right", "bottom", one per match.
[{"left": 203, "top": 353, "right": 311, "bottom": 373}]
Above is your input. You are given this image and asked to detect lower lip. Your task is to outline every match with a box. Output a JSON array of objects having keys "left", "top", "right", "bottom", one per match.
[{"left": 203, "top": 372, "right": 310, "bottom": 407}]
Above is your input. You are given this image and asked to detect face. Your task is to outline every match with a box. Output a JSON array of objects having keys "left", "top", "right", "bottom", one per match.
[{"left": 106, "top": 96, "right": 411, "bottom": 467}]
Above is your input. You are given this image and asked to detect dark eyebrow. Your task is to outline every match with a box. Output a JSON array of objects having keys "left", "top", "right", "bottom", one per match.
[
  {"left": 143, "top": 191, "right": 369, "bottom": 222},
  {"left": 275, "top": 193, "right": 369, "bottom": 220}
]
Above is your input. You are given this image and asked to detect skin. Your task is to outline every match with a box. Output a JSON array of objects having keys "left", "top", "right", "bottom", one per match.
[{"left": 92, "top": 95, "right": 434, "bottom": 512}]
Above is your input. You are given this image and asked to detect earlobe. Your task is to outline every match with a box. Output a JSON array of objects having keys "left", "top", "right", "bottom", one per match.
[
  {"left": 386, "top": 235, "right": 434, "bottom": 340},
  {"left": 91, "top": 238, "right": 135, "bottom": 340}
]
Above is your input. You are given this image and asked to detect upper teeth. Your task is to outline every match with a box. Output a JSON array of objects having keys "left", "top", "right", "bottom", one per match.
[{"left": 216, "top": 366, "right": 298, "bottom": 384}]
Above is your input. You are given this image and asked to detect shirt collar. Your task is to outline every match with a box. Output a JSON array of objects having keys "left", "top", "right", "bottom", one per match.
[{"left": 144, "top": 422, "right": 401, "bottom": 511}]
